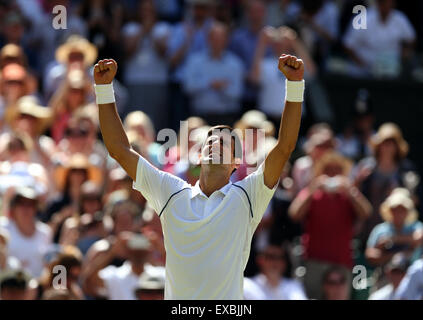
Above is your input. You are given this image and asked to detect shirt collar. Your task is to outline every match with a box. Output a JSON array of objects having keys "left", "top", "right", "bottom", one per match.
[{"left": 191, "top": 180, "right": 232, "bottom": 199}]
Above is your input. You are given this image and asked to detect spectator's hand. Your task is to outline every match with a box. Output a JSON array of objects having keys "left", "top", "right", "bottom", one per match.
[
  {"left": 210, "top": 80, "right": 228, "bottom": 91},
  {"left": 278, "top": 54, "right": 304, "bottom": 81},
  {"left": 94, "top": 59, "right": 118, "bottom": 85},
  {"left": 258, "top": 26, "right": 275, "bottom": 45},
  {"left": 309, "top": 175, "right": 327, "bottom": 194},
  {"left": 337, "top": 176, "right": 353, "bottom": 195}
]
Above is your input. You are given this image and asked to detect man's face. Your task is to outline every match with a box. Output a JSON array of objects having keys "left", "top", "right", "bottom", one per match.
[
  {"left": 390, "top": 205, "right": 408, "bottom": 227},
  {"left": 0, "top": 287, "right": 27, "bottom": 300},
  {"left": 247, "top": 0, "right": 265, "bottom": 26},
  {"left": 209, "top": 26, "right": 228, "bottom": 54},
  {"left": 192, "top": 4, "right": 210, "bottom": 22},
  {"left": 257, "top": 246, "right": 286, "bottom": 277},
  {"left": 323, "top": 272, "right": 349, "bottom": 300},
  {"left": 377, "top": 0, "right": 395, "bottom": 16},
  {"left": 11, "top": 197, "right": 37, "bottom": 228},
  {"left": 200, "top": 130, "right": 239, "bottom": 174}
]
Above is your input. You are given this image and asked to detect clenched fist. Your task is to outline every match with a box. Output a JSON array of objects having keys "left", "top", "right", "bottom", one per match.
[
  {"left": 278, "top": 54, "right": 304, "bottom": 82},
  {"left": 94, "top": 59, "right": 118, "bottom": 85}
]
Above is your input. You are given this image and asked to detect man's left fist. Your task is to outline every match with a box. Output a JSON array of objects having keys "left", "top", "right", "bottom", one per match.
[{"left": 278, "top": 54, "right": 304, "bottom": 81}]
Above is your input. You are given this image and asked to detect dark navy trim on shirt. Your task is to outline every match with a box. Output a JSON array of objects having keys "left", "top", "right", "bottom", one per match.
[
  {"left": 158, "top": 187, "right": 191, "bottom": 218},
  {"left": 232, "top": 184, "right": 254, "bottom": 219}
]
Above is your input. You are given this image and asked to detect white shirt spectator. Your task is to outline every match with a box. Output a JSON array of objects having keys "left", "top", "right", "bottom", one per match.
[
  {"left": 132, "top": 156, "right": 277, "bottom": 299},
  {"left": 369, "top": 284, "right": 396, "bottom": 300},
  {"left": 99, "top": 261, "right": 165, "bottom": 300},
  {"left": 184, "top": 51, "right": 244, "bottom": 115},
  {"left": 251, "top": 274, "right": 307, "bottom": 300},
  {"left": 122, "top": 22, "right": 171, "bottom": 85},
  {"left": 258, "top": 57, "right": 306, "bottom": 119},
  {"left": 394, "top": 259, "right": 423, "bottom": 300},
  {"left": 343, "top": 7, "right": 416, "bottom": 77},
  {"left": 243, "top": 277, "right": 266, "bottom": 300},
  {"left": 0, "top": 217, "right": 52, "bottom": 278}
]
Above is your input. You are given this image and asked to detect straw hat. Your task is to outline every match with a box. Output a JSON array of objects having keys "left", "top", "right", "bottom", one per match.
[
  {"left": 235, "top": 110, "right": 275, "bottom": 136},
  {"left": 370, "top": 123, "right": 409, "bottom": 159},
  {"left": 5, "top": 96, "right": 52, "bottom": 135},
  {"left": 313, "top": 151, "right": 353, "bottom": 177},
  {"left": 304, "top": 130, "right": 335, "bottom": 154},
  {"left": 54, "top": 153, "right": 103, "bottom": 191},
  {"left": 55, "top": 35, "right": 98, "bottom": 67},
  {"left": 0, "top": 44, "right": 25, "bottom": 62},
  {"left": 380, "top": 188, "right": 418, "bottom": 224}
]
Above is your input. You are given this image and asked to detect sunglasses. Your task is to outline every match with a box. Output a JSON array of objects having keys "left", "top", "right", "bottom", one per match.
[
  {"left": 65, "top": 128, "right": 89, "bottom": 138},
  {"left": 325, "top": 278, "right": 346, "bottom": 286},
  {"left": 263, "top": 253, "right": 284, "bottom": 261}
]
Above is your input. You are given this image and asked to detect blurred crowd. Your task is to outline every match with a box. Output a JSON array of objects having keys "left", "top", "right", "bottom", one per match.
[{"left": 0, "top": 0, "right": 422, "bottom": 300}]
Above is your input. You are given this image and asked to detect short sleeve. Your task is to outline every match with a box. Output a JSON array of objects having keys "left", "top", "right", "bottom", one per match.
[
  {"left": 396, "top": 12, "right": 416, "bottom": 42},
  {"left": 132, "top": 156, "right": 188, "bottom": 214},
  {"left": 394, "top": 260, "right": 423, "bottom": 300},
  {"left": 235, "top": 163, "right": 278, "bottom": 225},
  {"left": 366, "top": 224, "right": 387, "bottom": 248}
]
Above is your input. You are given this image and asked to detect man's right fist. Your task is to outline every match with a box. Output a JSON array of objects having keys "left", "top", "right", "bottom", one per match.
[{"left": 94, "top": 59, "right": 118, "bottom": 85}]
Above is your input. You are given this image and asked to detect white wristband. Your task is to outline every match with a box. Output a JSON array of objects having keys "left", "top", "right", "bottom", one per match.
[
  {"left": 285, "top": 79, "right": 305, "bottom": 102},
  {"left": 94, "top": 83, "right": 115, "bottom": 105}
]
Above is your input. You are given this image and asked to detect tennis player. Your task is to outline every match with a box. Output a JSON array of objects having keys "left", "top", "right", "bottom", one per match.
[{"left": 93, "top": 54, "right": 304, "bottom": 299}]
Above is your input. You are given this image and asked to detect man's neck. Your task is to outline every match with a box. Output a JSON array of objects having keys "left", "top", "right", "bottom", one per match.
[
  {"left": 131, "top": 262, "right": 145, "bottom": 276},
  {"left": 199, "top": 167, "right": 231, "bottom": 197}
]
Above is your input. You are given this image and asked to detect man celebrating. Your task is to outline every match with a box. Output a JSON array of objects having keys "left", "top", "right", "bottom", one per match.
[{"left": 93, "top": 54, "right": 304, "bottom": 299}]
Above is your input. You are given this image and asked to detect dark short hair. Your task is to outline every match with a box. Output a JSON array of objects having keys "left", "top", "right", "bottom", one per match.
[{"left": 206, "top": 125, "right": 243, "bottom": 159}]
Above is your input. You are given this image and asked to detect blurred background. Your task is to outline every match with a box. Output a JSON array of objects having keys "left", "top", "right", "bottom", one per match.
[{"left": 0, "top": 0, "right": 422, "bottom": 300}]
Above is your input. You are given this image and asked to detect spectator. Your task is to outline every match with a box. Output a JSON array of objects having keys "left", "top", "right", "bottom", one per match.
[
  {"left": 122, "top": 0, "right": 171, "bottom": 131},
  {"left": 0, "top": 132, "right": 49, "bottom": 201},
  {"left": 0, "top": 228, "right": 21, "bottom": 272},
  {"left": 43, "top": 35, "right": 97, "bottom": 101},
  {"left": 0, "top": 268, "right": 31, "bottom": 300},
  {"left": 289, "top": 151, "right": 371, "bottom": 299},
  {"left": 369, "top": 253, "right": 410, "bottom": 300},
  {"left": 29, "top": 0, "right": 87, "bottom": 75},
  {"left": 249, "top": 26, "right": 316, "bottom": 125},
  {"left": 44, "top": 153, "right": 103, "bottom": 229},
  {"left": 184, "top": 22, "right": 244, "bottom": 126},
  {"left": 37, "top": 245, "right": 84, "bottom": 300},
  {"left": 0, "top": 187, "right": 53, "bottom": 278},
  {"left": 3, "top": 95, "right": 55, "bottom": 170},
  {"left": 123, "top": 111, "right": 163, "bottom": 169},
  {"left": 343, "top": 0, "right": 416, "bottom": 78},
  {"left": 335, "top": 89, "right": 374, "bottom": 161},
  {"left": 133, "top": 269, "right": 165, "bottom": 300},
  {"left": 81, "top": 232, "right": 164, "bottom": 300},
  {"left": 298, "top": 0, "right": 339, "bottom": 65},
  {"left": 77, "top": 0, "right": 124, "bottom": 63},
  {"left": 321, "top": 265, "right": 350, "bottom": 300},
  {"left": 354, "top": 123, "right": 419, "bottom": 250},
  {"left": 229, "top": 0, "right": 268, "bottom": 109},
  {"left": 394, "top": 256, "right": 423, "bottom": 300},
  {"left": 366, "top": 188, "right": 423, "bottom": 268},
  {"left": 167, "top": 0, "right": 216, "bottom": 130},
  {"left": 265, "top": 0, "right": 302, "bottom": 28},
  {"left": 250, "top": 243, "right": 307, "bottom": 299},
  {"left": 0, "top": 63, "right": 36, "bottom": 124},
  {"left": 291, "top": 124, "right": 335, "bottom": 194},
  {"left": 48, "top": 68, "right": 94, "bottom": 143}
]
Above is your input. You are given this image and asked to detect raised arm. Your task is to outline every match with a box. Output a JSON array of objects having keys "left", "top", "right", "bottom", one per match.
[
  {"left": 263, "top": 55, "right": 304, "bottom": 189},
  {"left": 94, "top": 59, "right": 139, "bottom": 180}
]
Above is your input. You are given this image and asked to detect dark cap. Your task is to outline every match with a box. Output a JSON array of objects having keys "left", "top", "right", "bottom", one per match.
[{"left": 0, "top": 269, "right": 31, "bottom": 290}]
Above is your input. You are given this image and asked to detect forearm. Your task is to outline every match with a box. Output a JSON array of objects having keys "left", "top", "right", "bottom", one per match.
[
  {"left": 349, "top": 187, "right": 372, "bottom": 220},
  {"left": 98, "top": 102, "right": 131, "bottom": 161},
  {"left": 289, "top": 189, "right": 313, "bottom": 222}
]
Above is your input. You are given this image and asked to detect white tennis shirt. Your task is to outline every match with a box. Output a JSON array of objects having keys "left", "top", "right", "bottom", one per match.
[{"left": 133, "top": 156, "right": 277, "bottom": 299}]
